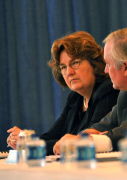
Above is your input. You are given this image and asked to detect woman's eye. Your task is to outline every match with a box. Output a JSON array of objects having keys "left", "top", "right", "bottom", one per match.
[
  {"left": 60, "top": 66, "right": 66, "bottom": 70},
  {"left": 72, "top": 61, "right": 79, "bottom": 65}
]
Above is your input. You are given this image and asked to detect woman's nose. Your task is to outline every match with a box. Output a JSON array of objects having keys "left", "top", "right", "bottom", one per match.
[{"left": 66, "top": 65, "right": 75, "bottom": 75}]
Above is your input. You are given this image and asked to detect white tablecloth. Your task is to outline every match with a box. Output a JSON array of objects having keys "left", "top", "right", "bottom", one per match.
[{"left": 0, "top": 152, "right": 127, "bottom": 180}]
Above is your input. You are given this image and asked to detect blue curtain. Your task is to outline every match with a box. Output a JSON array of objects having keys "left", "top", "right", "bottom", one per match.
[{"left": 0, "top": 0, "right": 127, "bottom": 151}]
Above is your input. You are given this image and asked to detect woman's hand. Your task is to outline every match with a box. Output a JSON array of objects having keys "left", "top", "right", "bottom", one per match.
[
  {"left": 53, "top": 134, "right": 79, "bottom": 155},
  {"left": 7, "top": 126, "right": 22, "bottom": 149}
]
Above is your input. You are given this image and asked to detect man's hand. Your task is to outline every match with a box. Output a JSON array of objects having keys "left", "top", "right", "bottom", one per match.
[
  {"left": 7, "top": 126, "right": 22, "bottom": 149},
  {"left": 82, "top": 129, "right": 102, "bottom": 135},
  {"left": 53, "top": 134, "right": 79, "bottom": 155},
  {"left": 100, "top": 131, "right": 108, "bottom": 135}
]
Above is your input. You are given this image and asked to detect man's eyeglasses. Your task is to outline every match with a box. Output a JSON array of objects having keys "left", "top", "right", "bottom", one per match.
[{"left": 58, "top": 59, "right": 81, "bottom": 75}]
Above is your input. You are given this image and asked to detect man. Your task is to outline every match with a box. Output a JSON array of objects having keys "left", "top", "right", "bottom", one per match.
[{"left": 53, "top": 28, "right": 127, "bottom": 155}]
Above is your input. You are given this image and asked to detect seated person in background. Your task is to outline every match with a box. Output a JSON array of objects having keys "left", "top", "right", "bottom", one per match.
[
  {"left": 53, "top": 28, "right": 127, "bottom": 155},
  {"left": 7, "top": 31, "right": 119, "bottom": 155}
]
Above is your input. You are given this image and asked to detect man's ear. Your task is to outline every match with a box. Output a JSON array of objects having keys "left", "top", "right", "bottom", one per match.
[
  {"left": 124, "top": 62, "right": 127, "bottom": 76},
  {"left": 124, "top": 62, "right": 127, "bottom": 70}
]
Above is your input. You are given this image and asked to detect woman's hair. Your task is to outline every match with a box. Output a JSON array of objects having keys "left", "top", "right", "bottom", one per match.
[
  {"left": 48, "top": 31, "right": 108, "bottom": 88},
  {"left": 103, "top": 28, "right": 127, "bottom": 70}
]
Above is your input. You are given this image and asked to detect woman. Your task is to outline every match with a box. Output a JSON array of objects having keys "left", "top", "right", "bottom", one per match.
[{"left": 7, "top": 31, "right": 119, "bottom": 155}]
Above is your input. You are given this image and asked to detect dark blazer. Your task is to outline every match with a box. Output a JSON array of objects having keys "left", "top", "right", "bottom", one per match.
[
  {"left": 91, "top": 91, "right": 127, "bottom": 151},
  {"left": 40, "top": 78, "right": 119, "bottom": 155}
]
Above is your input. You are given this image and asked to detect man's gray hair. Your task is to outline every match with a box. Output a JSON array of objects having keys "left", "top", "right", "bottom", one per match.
[{"left": 103, "top": 28, "right": 127, "bottom": 69}]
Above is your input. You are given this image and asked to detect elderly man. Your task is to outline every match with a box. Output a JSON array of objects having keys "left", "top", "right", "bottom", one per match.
[{"left": 53, "top": 28, "right": 127, "bottom": 155}]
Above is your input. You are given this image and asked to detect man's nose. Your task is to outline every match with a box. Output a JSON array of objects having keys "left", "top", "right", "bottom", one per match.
[{"left": 104, "top": 65, "right": 109, "bottom": 73}]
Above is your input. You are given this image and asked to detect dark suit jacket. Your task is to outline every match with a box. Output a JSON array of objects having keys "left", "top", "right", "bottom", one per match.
[
  {"left": 91, "top": 91, "right": 127, "bottom": 151},
  {"left": 40, "top": 78, "right": 119, "bottom": 155}
]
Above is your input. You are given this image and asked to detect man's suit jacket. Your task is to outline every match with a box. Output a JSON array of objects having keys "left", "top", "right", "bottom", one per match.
[{"left": 91, "top": 91, "right": 127, "bottom": 151}]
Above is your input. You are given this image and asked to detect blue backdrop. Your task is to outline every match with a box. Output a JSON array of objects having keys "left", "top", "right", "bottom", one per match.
[{"left": 0, "top": 0, "right": 127, "bottom": 151}]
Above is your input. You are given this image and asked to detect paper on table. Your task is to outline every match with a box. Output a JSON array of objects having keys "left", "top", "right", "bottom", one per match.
[
  {"left": 6, "top": 150, "right": 19, "bottom": 164},
  {"left": 46, "top": 155, "right": 60, "bottom": 162}
]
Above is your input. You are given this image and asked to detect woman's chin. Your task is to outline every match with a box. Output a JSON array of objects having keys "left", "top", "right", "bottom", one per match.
[{"left": 71, "top": 86, "right": 83, "bottom": 93}]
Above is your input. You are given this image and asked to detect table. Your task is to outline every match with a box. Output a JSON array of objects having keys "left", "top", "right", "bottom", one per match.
[{"left": 0, "top": 152, "right": 127, "bottom": 180}]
